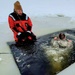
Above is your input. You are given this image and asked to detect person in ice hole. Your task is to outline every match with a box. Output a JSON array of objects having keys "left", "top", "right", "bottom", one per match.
[{"left": 51, "top": 33, "right": 72, "bottom": 48}]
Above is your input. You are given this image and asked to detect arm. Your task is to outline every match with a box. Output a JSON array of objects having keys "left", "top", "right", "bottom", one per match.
[
  {"left": 26, "top": 17, "right": 32, "bottom": 31},
  {"left": 8, "top": 16, "right": 19, "bottom": 33}
]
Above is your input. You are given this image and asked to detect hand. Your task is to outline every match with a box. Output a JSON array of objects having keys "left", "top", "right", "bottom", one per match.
[
  {"left": 54, "top": 37, "right": 58, "bottom": 40},
  {"left": 68, "top": 39, "right": 72, "bottom": 42},
  {"left": 17, "top": 32, "right": 21, "bottom": 38}
]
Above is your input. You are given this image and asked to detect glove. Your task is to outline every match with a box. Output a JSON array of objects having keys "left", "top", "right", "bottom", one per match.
[{"left": 17, "top": 32, "right": 22, "bottom": 38}]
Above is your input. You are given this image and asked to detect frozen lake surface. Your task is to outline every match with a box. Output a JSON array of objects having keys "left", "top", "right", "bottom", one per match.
[{"left": 0, "top": 16, "right": 75, "bottom": 75}]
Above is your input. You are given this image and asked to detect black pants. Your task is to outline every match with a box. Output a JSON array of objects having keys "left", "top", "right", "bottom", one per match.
[{"left": 17, "top": 32, "right": 36, "bottom": 43}]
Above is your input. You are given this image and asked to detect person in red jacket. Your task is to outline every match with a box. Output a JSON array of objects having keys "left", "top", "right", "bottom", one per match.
[{"left": 8, "top": 1, "right": 36, "bottom": 46}]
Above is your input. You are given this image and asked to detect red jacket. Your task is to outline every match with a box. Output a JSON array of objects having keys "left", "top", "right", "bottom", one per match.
[{"left": 8, "top": 12, "right": 32, "bottom": 42}]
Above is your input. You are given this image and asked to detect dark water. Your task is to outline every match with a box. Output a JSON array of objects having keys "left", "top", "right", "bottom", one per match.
[{"left": 8, "top": 29, "right": 75, "bottom": 75}]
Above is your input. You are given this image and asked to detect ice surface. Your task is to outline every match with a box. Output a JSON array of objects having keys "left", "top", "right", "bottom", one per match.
[{"left": 1, "top": 16, "right": 75, "bottom": 75}]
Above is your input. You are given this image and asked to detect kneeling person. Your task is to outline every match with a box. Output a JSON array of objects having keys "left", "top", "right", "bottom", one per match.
[{"left": 8, "top": 1, "right": 36, "bottom": 45}]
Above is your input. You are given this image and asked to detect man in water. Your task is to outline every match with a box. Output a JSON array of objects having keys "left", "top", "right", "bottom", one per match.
[
  {"left": 51, "top": 33, "right": 73, "bottom": 48},
  {"left": 8, "top": 1, "right": 36, "bottom": 46}
]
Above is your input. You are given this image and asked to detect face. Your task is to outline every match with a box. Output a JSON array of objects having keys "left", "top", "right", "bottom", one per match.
[{"left": 16, "top": 10, "right": 23, "bottom": 15}]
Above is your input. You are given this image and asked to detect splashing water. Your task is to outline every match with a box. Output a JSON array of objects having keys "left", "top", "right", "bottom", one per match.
[{"left": 40, "top": 39, "right": 73, "bottom": 75}]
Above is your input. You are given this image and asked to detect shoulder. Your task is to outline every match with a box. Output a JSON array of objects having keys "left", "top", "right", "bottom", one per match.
[
  {"left": 9, "top": 12, "right": 17, "bottom": 20},
  {"left": 9, "top": 12, "right": 16, "bottom": 16},
  {"left": 23, "top": 13, "right": 29, "bottom": 20},
  {"left": 23, "top": 13, "right": 28, "bottom": 16},
  {"left": 23, "top": 13, "right": 29, "bottom": 17}
]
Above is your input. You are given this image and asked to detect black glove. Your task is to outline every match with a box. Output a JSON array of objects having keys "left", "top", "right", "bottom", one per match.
[
  {"left": 17, "top": 32, "right": 26, "bottom": 40},
  {"left": 17, "top": 32, "right": 22, "bottom": 38},
  {"left": 17, "top": 32, "right": 25, "bottom": 42}
]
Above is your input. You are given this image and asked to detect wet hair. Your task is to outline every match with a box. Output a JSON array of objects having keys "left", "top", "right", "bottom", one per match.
[{"left": 58, "top": 33, "right": 65, "bottom": 40}]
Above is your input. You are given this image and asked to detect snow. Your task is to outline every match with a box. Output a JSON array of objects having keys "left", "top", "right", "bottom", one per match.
[
  {"left": 1, "top": 0, "right": 75, "bottom": 23},
  {"left": 57, "top": 63, "right": 75, "bottom": 75}
]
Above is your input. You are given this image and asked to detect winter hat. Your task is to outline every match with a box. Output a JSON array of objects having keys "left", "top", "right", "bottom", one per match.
[{"left": 14, "top": 1, "right": 22, "bottom": 11}]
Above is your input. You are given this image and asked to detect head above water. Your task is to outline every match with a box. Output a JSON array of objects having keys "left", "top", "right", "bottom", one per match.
[
  {"left": 14, "top": 1, "right": 23, "bottom": 15},
  {"left": 58, "top": 33, "right": 65, "bottom": 40}
]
